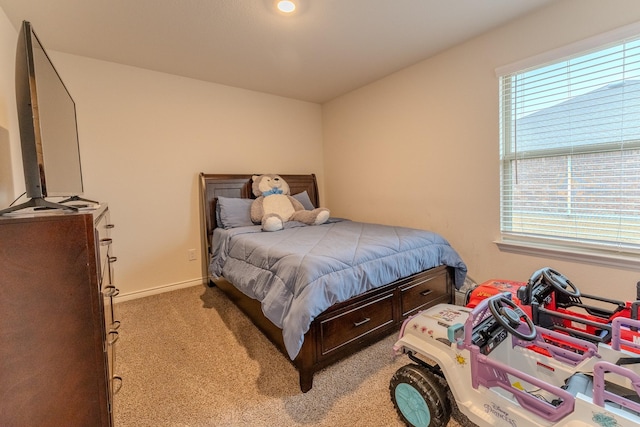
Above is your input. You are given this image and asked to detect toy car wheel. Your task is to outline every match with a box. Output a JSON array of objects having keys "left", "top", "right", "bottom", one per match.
[{"left": 390, "top": 364, "right": 451, "bottom": 427}]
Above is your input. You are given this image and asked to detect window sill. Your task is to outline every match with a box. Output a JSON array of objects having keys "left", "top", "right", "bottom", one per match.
[{"left": 494, "top": 238, "right": 640, "bottom": 271}]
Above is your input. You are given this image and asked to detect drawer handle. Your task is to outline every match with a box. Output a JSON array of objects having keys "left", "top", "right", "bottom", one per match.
[
  {"left": 112, "top": 375, "right": 123, "bottom": 394},
  {"left": 420, "top": 289, "right": 433, "bottom": 297},
  {"left": 106, "top": 224, "right": 115, "bottom": 229},
  {"left": 109, "top": 256, "right": 118, "bottom": 263},
  {"left": 353, "top": 318, "right": 371, "bottom": 327},
  {"left": 108, "top": 330, "right": 119, "bottom": 345},
  {"left": 111, "top": 320, "right": 121, "bottom": 330},
  {"left": 100, "top": 238, "right": 113, "bottom": 246},
  {"left": 103, "top": 285, "right": 120, "bottom": 298}
]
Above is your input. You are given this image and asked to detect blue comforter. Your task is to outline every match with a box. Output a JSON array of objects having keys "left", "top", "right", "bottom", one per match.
[{"left": 209, "top": 219, "right": 467, "bottom": 359}]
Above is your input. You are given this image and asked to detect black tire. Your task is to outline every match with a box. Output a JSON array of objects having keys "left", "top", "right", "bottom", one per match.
[
  {"left": 390, "top": 364, "right": 451, "bottom": 427},
  {"left": 464, "top": 288, "right": 473, "bottom": 306}
]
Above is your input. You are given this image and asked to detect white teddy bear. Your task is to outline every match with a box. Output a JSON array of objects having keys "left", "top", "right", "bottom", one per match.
[{"left": 250, "top": 174, "right": 330, "bottom": 232}]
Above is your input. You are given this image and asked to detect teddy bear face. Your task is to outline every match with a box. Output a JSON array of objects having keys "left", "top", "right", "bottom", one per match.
[{"left": 252, "top": 174, "right": 291, "bottom": 197}]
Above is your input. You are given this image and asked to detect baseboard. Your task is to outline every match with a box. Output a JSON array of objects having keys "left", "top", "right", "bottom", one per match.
[{"left": 114, "top": 277, "right": 206, "bottom": 302}]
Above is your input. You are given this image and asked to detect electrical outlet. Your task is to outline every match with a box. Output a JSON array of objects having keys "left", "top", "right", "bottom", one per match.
[{"left": 188, "top": 249, "right": 197, "bottom": 261}]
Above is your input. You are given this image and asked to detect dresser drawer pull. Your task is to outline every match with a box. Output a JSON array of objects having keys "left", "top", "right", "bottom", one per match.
[
  {"left": 111, "top": 320, "right": 121, "bottom": 330},
  {"left": 109, "top": 256, "right": 118, "bottom": 263},
  {"left": 112, "top": 375, "right": 123, "bottom": 394},
  {"left": 100, "top": 238, "right": 113, "bottom": 246},
  {"left": 353, "top": 318, "right": 371, "bottom": 327},
  {"left": 420, "top": 289, "right": 433, "bottom": 297},
  {"left": 108, "top": 330, "right": 119, "bottom": 345},
  {"left": 103, "top": 285, "right": 120, "bottom": 298},
  {"left": 106, "top": 224, "right": 115, "bottom": 229}
]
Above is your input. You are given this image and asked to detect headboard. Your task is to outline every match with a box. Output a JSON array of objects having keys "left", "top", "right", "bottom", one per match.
[{"left": 198, "top": 173, "right": 320, "bottom": 278}]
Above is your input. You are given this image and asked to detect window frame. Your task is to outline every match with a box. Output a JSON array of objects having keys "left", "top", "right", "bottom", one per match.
[{"left": 495, "top": 22, "right": 640, "bottom": 268}]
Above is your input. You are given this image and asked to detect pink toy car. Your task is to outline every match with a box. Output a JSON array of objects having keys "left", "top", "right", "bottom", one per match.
[{"left": 390, "top": 293, "right": 640, "bottom": 427}]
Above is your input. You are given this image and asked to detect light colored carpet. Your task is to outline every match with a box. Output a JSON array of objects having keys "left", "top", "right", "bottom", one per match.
[{"left": 113, "top": 284, "right": 462, "bottom": 426}]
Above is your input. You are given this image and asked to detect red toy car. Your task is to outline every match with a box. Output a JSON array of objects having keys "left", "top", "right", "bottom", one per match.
[{"left": 466, "top": 268, "right": 640, "bottom": 353}]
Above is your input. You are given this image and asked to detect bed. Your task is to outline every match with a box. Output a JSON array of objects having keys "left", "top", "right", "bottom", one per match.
[{"left": 199, "top": 173, "right": 467, "bottom": 392}]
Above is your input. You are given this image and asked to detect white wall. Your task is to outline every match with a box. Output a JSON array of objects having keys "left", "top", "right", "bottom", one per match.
[
  {"left": 322, "top": 0, "right": 640, "bottom": 300},
  {"left": 0, "top": 11, "right": 324, "bottom": 299},
  {"left": 55, "top": 54, "right": 324, "bottom": 299},
  {"left": 0, "top": 10, "right": 18, "bottom": 208}
]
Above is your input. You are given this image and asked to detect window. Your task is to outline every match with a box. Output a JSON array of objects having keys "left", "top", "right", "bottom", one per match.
[{"left": 498, "top": 31, "right": 640, "bottom": 259}]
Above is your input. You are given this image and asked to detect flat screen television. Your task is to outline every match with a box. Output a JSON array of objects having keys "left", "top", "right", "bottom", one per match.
[{"left": 1, "top": 21, "right": 90, "bottom": 215}]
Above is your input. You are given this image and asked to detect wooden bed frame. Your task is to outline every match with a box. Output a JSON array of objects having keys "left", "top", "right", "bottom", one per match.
[{"left": 199, "top": 173, "right": 455, "bottom": 392}]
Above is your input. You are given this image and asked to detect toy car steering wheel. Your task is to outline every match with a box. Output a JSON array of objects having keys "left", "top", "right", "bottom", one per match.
[
  {"left": 488, "top": 295, "right": 537, "bottom": 341},
  {"left": 542, "top": 268, "right": 581, "bottom": 298}
]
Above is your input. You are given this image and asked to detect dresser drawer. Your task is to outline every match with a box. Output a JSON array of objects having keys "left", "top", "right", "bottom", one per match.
[
  {"left": 400, "top": 272, "right": 448, "bottom": 316},
  {"left": 318, "top": 292, "right": 395, "bottom": 356}
]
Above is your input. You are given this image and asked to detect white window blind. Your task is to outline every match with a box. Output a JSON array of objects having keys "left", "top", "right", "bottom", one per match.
[{"left": 499, "top": 33, "right": 640, "bottom": 255}]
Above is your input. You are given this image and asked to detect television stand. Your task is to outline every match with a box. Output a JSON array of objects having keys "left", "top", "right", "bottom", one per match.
[
  {"left": 60, "top": 195, "right": 99, "bottom": 205},
  {"left": 0, "top": 197, "right": 78, "bottom": 215}
]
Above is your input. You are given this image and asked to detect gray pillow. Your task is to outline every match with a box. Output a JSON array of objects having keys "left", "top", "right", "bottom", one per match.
[
  {"left": 293, "top": 191, "right": 315, "bottom": 210},
  {"left": 216, "top": 197, "right": 254, "bottom": 229}
]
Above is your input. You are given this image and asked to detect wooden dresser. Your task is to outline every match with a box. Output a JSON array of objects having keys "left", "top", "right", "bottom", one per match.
[{"left": 0, "top": 204, "right": 120, "bottom": 426}]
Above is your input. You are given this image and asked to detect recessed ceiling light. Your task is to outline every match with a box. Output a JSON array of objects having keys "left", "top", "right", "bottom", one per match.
[{"left": 277, "top": 0, "right": 296, "bottom": 13}]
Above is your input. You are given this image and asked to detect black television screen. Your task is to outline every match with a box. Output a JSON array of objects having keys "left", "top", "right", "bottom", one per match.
[{"left": 1, "top": 21, "right": 85, "bottom": 214}]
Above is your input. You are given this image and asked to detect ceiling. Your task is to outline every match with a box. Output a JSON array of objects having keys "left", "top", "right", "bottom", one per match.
[{"left": 0, "top": 0, "right": 556, "bottom": 103}]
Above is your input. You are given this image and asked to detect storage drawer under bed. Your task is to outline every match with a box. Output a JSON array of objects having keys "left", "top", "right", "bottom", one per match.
[
  {"left": 399, "top": 271, "right": 449, "bottom": 317},
  {"left": 312, "top": 265, "right": 451, "bottom": 361},
  {"left": 318, "top": 291, "right": 395, "bottom": 357}
]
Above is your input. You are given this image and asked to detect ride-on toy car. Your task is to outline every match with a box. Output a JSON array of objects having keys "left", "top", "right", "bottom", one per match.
[
  {"left": 466, "top": 267, "right": 640, "bottom": 351},
  {"left": 390, "top": 293, "right": 640, "bottom": 427}
]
